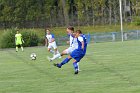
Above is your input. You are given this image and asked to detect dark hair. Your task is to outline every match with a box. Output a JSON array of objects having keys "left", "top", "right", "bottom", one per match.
[
  {"left": 76, "top": 30, "right": 82, "bottom": 34},
  {"left": 67, "top": 26, "right": 74, "bottom": 31},
  {"left": 45, "top": 28, "right": 51, "bottom": 31}
]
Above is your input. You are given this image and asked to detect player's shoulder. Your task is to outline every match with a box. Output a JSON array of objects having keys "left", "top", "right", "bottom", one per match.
[
  {"left": 15, "top": 34, "right": 18, "bottom": 37},
  {"left": 51, "top": 34, "right": 55, "bottom": 38},
  {"left": 80, "top": 34, "right": 86, "bottom": 37},
  {"left": 78, "top": 36, "right": 83, "bottom": 41},
  {"left": 19, "top": 33, "right": 22, "bottom": 36},
  {"left": 51, "top": 33, "right": 54, "bottom": 36}
]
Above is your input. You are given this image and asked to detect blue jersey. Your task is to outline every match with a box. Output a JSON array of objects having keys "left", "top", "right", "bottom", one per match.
[{"left": 70, "top": 34, "right": 87, "bottom": 62}]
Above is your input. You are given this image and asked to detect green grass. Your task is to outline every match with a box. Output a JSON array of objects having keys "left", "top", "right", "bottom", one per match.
[
  {"left": 0, "top": 40, "right": 140, "bottom": 93},
  {"left": 1, "top": 24, "right": 140, "bottom": 36}
]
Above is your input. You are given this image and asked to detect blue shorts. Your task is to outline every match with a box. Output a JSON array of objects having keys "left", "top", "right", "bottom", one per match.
[{"left": 70, "top": 49, "right": 84, "bottom": 62}]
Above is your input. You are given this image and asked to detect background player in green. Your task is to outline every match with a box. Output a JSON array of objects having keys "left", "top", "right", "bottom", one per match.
[{"left": 15, "top": 30, "right": 24, "bottom": 52}]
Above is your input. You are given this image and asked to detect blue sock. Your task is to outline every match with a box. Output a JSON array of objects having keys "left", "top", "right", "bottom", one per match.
[
  {"left": 73, "top": 62, "right": 78, "bottom": 71},
  {"left": 59, "top": 58, "right": 70, "bottom": 67}
]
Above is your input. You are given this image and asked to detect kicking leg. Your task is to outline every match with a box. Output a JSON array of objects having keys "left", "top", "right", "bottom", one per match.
[
  {"left": 54, "top": 55, "right": 72, "bottom": 68},
  {"left": 48, "top": 48, "right": 54, "bottom": 54},
  {"left": 48, "top": 48, "right": 69, "bottom": 61}
]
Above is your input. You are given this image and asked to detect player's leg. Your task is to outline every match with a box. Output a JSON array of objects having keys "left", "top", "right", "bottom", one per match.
[
  {"left": 61, "top": 47, "right": 73, "bottom": 55},
  {"left": 49, "top": 48, "right": 68, "bottom": 61},
  {"left": 48, "top": 42, "right": 61, "bottom": 61},
  {"left": 54, "top": 55, "right": 72, "bottom": 68},
  {"left": 49, "top": 47, "right": 73, "bottom": 61},
  {"left": 77, "top": 54, "right": 85, "bottom": 71},
  {"left": 70, "top": 49, "right": 84, "bottom": 74},
  {"left": 15, "top": 41, "right": 19, "bottom": 52},
  {"left": 77, "top": 62, "right": 80, "bottom": 71},
  {"left": 16, "top": 45, "right": 18, "bottom": 52},
  {"left": 54, "top": 49, "right": 78, "bottom": 68},
  {"left": 48, "top": 43, "right": 54, "bottom": 54},
  {"left": 73, "top": 60, "right": 79, "bottom": 74},
  {"left": 20, "top": 44, "right": 24, "bottom": 51},
  {"left": 54, "top": 48, "right": 60, "bottom": 55},
  {"left": 52, "top": 42, "right": 60, "bottom": 55}
]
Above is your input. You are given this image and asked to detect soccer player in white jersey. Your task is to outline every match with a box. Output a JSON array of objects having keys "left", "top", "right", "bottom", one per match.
[
  {"left": 48, "top": 26, "right": 76, "bottom": 60},
  {"left": 45, "top": 28, "right": 60, "bottom": 57},
  {"left": 47, "top": 26, "right": 81, "bottom": 71}
]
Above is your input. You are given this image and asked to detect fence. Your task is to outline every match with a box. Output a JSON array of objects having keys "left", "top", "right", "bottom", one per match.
[
  {"left": 92, "top": 30, "right": 140, "bottom": 43},
  {"left": 56, "top": 30, "right": 140, "bottom": 45}
]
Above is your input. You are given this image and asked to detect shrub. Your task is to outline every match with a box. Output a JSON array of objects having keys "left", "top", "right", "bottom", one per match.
[
  {"left": 21, "top": 31, "right": 39, "bottom": 47},
  {"left": 0, "top": 29, "right": 39, "bottom": 48},
  {"left": 0, "top": 29, "right": 16, "bottom": 48}
]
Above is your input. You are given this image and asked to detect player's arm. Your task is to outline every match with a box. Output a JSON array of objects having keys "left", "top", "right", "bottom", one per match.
[
  {"left": 15, "top": 35, "right": 17, "bottom": 44},
  {"left": 21, "top": 35, "right": 24, "bottom": 43},
  {"left": 51, "top": 38, "right": 55, "bottom": 43},
  {"left": 45, "top": 38, "right": 48, "bottom": 46},
  {"left": 66, "top": 40, "right": 70, "bottom": 44}
]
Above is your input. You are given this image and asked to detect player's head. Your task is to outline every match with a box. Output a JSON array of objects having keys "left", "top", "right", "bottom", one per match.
[
  {"left": 16, "top": 30, "right": 19, "bottom": 34},
  {"left": 45, "top": 28, "right": 51, "bottom": 34},
  {"left": 66, "top": 26, "right": 74, "bottom": 34},
  {"left": 75, "top": 30, "right": 82, "bottom": 37}
]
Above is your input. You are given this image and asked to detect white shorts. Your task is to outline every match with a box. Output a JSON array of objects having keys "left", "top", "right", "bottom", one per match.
[
  {"left": 48, "top": 41, "right": 57, "bottom": 49},
  {"left": 65, "top": 47, "right": 76, "bottom": 54}
]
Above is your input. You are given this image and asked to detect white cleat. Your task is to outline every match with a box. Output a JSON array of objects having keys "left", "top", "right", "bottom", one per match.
[
  {"left": 47, "top": 56, "right": 52, "bottom": 62},
  {"left": 78, "top": 69, "right": 82, "bottom": 72}
]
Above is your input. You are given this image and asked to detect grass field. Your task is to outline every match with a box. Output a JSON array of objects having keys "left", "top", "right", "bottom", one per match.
[
  {"left": 0, "top": 40, "right": 140, "bottom": 93},
  {"left": 1, "top": 24, "right": 140, "bottom": 36}
]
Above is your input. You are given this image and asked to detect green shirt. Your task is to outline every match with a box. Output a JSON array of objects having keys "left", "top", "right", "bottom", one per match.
[{"left": 15, "top": 33, "right": 22, "bottom": 45}]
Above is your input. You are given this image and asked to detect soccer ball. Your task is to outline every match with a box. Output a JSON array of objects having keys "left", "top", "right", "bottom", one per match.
[{"left": 30, "top": 53, "right": 37, "bottom": 60}]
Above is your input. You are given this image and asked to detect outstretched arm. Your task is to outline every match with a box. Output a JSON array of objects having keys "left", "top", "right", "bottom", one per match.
[{"left": 45, "top": 38, "right": 48, "bottom": 46}]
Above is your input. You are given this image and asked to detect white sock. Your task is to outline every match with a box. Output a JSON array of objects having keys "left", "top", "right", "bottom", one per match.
[
  {"left": 21, "top": 47, "right": 24, "bottom": 51},
  {"left": 16, "top": 47, "right": 18, "bottom": 51},
  {"left": 57, "top": 50, "right": 60, "bottom": 54},
  {"left": 51, "top": 53, "right": 61, "bottom": 60},
  {"left": 50, "top": 50, "right": 54, "bottom": 54},
  {"left": 77, "top": 62, "right": 80, "bottom": 71}
]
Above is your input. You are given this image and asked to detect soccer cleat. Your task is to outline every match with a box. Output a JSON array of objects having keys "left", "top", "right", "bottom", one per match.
[
  {"left": 53, "top": 63, "right": 61, "bottom": 68},
  {"left": 47, "top": 56, "right": 52, "bottom": 62},
  {"left": 78, "top": 69, "right": 82, "bottom": 72},
  {"left": 74, "top": 70, "right": 79, "bottom": 74}
]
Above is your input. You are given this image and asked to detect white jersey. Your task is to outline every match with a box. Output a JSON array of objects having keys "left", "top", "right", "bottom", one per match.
[
  {"left": 46, "top": 34, "right": 55, "bottom": 43},
  {"left": 65, "top": 34, "right": 78, "bottom": 54},
  {"left": 69, "top": 34, "right": 78, "bottom": 48},
  {"left": 69, "top": 35, "right": 73, "bottom": 47},
  {"left": 46, "top": 34, "right": 57, "bottom": 49},
  {"left": 71, "top": 38, "right": 78, "bottom": 49}
]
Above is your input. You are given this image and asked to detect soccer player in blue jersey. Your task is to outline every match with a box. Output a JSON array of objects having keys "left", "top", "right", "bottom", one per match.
[{"left": 54, "top": 30, "right": 87, "bottom": 74}]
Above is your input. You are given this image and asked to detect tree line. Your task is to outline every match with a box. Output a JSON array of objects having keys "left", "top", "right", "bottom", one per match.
[{"left": 0, "top": 0, "right": 140, "bottom": 28}]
